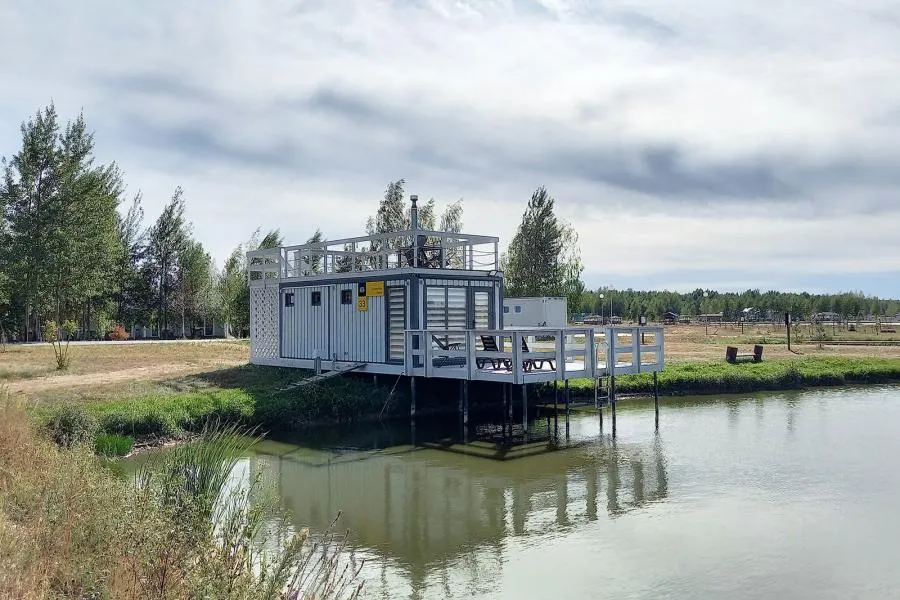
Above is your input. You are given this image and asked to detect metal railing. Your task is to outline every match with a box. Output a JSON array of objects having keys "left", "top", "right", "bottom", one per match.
[
  {"left": 248, "top": 229, "right": 500, "bottom": 281},
  {"left": 404, "top": 326, "right": 664, "bottom": 382}
]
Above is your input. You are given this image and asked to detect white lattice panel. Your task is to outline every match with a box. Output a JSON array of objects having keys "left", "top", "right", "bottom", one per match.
[{"left": 250, "top": 287, "right": 279, "bottom": 359}]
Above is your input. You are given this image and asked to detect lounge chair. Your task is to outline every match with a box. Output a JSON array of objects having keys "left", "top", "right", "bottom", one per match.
[
  {"left": 520, "top": 337, "right": 555, "bottom": 372},
  {"left": 477, "top": 335, "right": 511, "bottom": 370},
  {"left": 431, "top": 334, "right": 466, "bottom": 368}
]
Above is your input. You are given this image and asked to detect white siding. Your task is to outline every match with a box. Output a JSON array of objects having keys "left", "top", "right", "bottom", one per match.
[
  {"left": 331, "top": 282, "right": 386, "bottom": 363},
  {"left": 281, "top": 286, "right": 330, "bottom": 359}
]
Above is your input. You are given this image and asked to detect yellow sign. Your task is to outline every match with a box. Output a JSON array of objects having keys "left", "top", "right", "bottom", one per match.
[
  {"left": 365, "top": 281, "right": 384, "bottom": 297},
  {"left": 357, "top": 296, "right": 369, "bottom": 311}
]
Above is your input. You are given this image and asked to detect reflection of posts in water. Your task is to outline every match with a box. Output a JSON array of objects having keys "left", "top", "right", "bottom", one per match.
[
  {"left": 586, "top": 464, "right": 598, "bottom": 521},
  {"left": 607, "top": 447, "right": 622, "bottom": 515},
  {"left": 556, "top": 474, "right": 570, "bottom": 526}
]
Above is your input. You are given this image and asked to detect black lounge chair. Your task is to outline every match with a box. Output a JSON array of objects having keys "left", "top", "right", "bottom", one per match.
[
  {"left": 477, "top": 335, "right": 511, "bottom": 370},
  {"left": 520, "top": 337, "right": 555, "bottom": 372},
  {"left": 431, "top": 335, "right": 466, "bottom": 368}
]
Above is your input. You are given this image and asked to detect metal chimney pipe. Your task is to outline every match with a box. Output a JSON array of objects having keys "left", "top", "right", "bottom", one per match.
[{"left": 410, "top": 194, "right": 419, "bottom": 231}]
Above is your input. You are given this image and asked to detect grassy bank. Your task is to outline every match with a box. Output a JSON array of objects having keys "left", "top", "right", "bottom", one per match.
[
  {"left": 35, "top": 365, "right": 398, "bottom": 454},
  {"left": 566, "top": 356, "right": 900, "bottom": 397},
  {"left": 0, "top": 396, "right": 362, "bottom": 599},
  {"left": 34, "top": 357, "right": 900, "bottom": 449}
]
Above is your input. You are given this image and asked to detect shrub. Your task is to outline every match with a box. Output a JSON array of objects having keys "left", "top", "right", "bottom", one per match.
[
  {"left": 44, "top": 403, "right": 99, "bottom": 447},
  {"left": 108, "top": 324, "right": 129, "bottom": 341},
  {"left": 94, "top": 433, "right": 135, "bottom": 457}
]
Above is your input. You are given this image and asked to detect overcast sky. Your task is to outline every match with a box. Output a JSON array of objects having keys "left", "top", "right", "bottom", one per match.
[{"left": 3, "top": 0, "right": 899, "bottom": 296}]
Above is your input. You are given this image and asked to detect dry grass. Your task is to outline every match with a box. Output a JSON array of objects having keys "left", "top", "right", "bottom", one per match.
[
  {"left": 0, "top": 389, "right": 364, "bottom": 600},
  {"left": 2, "top": 340, "right": 250, "bottom": 398},
  {"left": 661, "top": 323, "right": 900, "bottom": 363}
]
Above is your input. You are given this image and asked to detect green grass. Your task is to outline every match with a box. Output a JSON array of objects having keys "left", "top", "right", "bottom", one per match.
[
  {"left": 565, "top": 356, "right": 900, "bottom": 397},
  {"left": 94, "top": 433, "right": 135, "bottom": 457},
  {"left": 37, "top": 357, "right": 900, "bottom": 443},
  {"left": 39, "top": 365, "right": 393, "bottom": 443}
]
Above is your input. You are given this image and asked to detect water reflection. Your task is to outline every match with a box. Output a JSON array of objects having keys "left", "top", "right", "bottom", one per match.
[{"left": 244, "top": 418, "right": 670, "bottom": 599}]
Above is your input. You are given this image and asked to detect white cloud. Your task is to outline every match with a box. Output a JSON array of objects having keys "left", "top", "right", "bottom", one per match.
[{"left": 2, "top": 0, "right": 899, "bottom": 293}]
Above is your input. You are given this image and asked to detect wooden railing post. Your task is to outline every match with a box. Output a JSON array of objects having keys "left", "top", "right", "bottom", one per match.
[
  {"left": 467, "top": 329, "right": 476, "bottom": 380},
  {"left": 557, "top": 329, "right": 565, "bottom": 378},
  {"left": 512, "top": 331, "right": 523, "bottom": 385},
  {"left": 633, "top": 326, "right": 641, "bottom": 373},
  {"left": 586, "top": 328, "right": 596, "bottom": 378},
  {"left": 608, "top": 326, "right": 616, "bottom": 376},
  {"left": 424, "top": 331, "right": 433, "bottom": 377}
]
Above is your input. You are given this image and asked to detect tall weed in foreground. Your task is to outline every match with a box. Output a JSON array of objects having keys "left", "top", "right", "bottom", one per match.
[
  {"left": 0, "top": 396, "right": 365, "bottom": 599},
  {"left": 42, "top": 319, "right": 77, "bottom": 370}
]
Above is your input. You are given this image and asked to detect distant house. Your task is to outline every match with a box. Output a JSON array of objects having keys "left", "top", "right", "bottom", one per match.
[{"left": 663, "top": 312, "right": 679, "bottom": 325}]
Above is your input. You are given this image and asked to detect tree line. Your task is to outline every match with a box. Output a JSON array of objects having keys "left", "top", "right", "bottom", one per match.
[
  {"left": 575, "top": 288, "right": 900, "bottom": 322},
  {"left": 0, "top": 106, "right": 471, "bottom": 341},
  {"left": 1, "top": 104, "right": 896, "bottom": 341}
]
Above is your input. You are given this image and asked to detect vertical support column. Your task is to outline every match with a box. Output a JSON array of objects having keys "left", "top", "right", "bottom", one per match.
[
  {"left": 610, "top": 374, "right": 617, "bottom": 436},
  {"left": 410, "top": 376, "right": 417, "bottom": 418},
  {"left": 565, "top": 378, "right": 571, "bottom": 438},
  {"left": 654, "top": 371, "right": 660, "bottom": 431},
  {"left": 507, "top": 383, "right": 514, "bottom": 433},
  {"left": 501, "top": 382, "right": 508, "bottom": 438},
  {"left": 521, "top": 384, "right": 528, "bottom": 436},
  {"left": 553, "top": 380, "right": 559, "bottom": 437},
  {"left": 458, "top": 380, "right": 464, "bottom": 419},
  {"left": 463, "top": 380, "right": 469, "bottom": 427}
]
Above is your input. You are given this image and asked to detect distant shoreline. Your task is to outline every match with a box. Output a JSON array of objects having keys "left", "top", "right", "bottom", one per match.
[{"left": 563, "top": 356, "right": 900, "bottom": 398}]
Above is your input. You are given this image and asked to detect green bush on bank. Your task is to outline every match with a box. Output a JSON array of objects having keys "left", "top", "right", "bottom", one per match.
[
  {"left": 39, "top": 358, "right": 900, "bottom": 444},
  {"left": 39, "top": 368, "right": 390, "bottom": 444},
  {"left": 565, "top": 356, "right": 900, "bottom": 396}
]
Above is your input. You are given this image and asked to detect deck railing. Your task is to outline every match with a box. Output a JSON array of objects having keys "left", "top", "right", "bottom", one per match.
[
  {"left": 248, "top": 229, "right": 500, "bottom": 281},
  {"left": 404, "top": 326, "right": 664, "bottom": 382}
]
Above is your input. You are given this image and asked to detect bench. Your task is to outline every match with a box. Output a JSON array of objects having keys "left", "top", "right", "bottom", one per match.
[{"left": 726, "top": 345, "right": 763, "bottom": 363}]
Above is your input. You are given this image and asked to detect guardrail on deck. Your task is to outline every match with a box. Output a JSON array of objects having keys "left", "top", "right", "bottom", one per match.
[{"left": 403, "top": 326, "right": 664, "bottom": 382}]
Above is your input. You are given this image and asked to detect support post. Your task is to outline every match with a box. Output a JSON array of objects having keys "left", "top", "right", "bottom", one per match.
[
  {"left": 502, "top": 382, "right": 508, "bottom": 436},
  {"left": 785, "top": 312, "right": 792, "bottom": 352},
  {"left": 459, "top": 380, "right": 464, "bottom": 418},
  {"left": 565, "top": 378, "right": 571, "bottom": 438},
  {"left": 521, "top": 384, "right": 528, "bottom": 435},
  {"left": 553, "top": 380, "right": 559, "bottom": 437},
  {"left": 653, "top": 371, "right": 659, "bottom": 430},
  {"left": 507, "top": 383, "right": 514, "bottom": 433},
  {"left": 410, "top": 376, "right": 417, "bottom": 419},
  {"left": 610, "top": 374, "right": 617, "bottom": 436},
  {"left": 463, "top": 380, "right": 469, "bottom": 426}
]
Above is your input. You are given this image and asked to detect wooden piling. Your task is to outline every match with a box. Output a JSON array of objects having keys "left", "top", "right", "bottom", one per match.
[
  {"left": 653, "top": 371, "right": 659, "bottom": 430},
  {"left": 410, "top": 376, "right": 417, "bottom": 418},
  {"left": 565, "top": 378, "right": 571, "bottom": 438},
  {"left": 507, "top": 383, "right": 514, "bottom": 433},
  {"left": 521, "top": 384, "right": 528, "bottom": 435},
  {"left": 463, "top": 380, "right": 469, "bottom": 426},
  {"left": 553, "top": 380, "right": 559, "bottom": 436},
  {"left": 610, "top": 374, "right": 617, "bottom": 435}
]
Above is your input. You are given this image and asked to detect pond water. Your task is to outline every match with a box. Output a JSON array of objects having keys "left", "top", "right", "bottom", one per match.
[{"left": 152, "top": 385, "right": 900, "bottom": 599}]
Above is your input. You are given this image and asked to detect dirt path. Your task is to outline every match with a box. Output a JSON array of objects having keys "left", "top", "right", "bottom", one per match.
[{"left": 5, "top": 363, "right": 215, "bottom": 395}]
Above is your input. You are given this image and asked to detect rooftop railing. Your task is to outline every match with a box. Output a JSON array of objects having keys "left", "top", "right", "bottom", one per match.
[{"left": 248, "top": 229, "right": 500, "bottom": 282}]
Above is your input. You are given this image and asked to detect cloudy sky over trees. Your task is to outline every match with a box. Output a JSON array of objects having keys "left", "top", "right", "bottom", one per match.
[{"left": 3, "top": 0, "right": 898, "bottom": 295}]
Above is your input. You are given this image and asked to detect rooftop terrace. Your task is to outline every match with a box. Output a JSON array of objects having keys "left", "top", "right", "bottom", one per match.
[{"left": 247, "top": 228, "right": 500, "bottom": 282}]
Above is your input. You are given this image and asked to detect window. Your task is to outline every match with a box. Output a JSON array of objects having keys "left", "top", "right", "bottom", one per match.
[
  {"left": 284, "top": 292, "right": 294, "bottom": 307},
  {"left": 515, "top": 305, "right": 522, "bottom": 313},
  {"left": 503, "top": 306, "right": 510, "bottom": 314},
  {"left": 311, "top": 291, "right": 321, "bottom": 306},
  {"left": 341, "top": 289, "right": 352, "bottom": 304}
]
